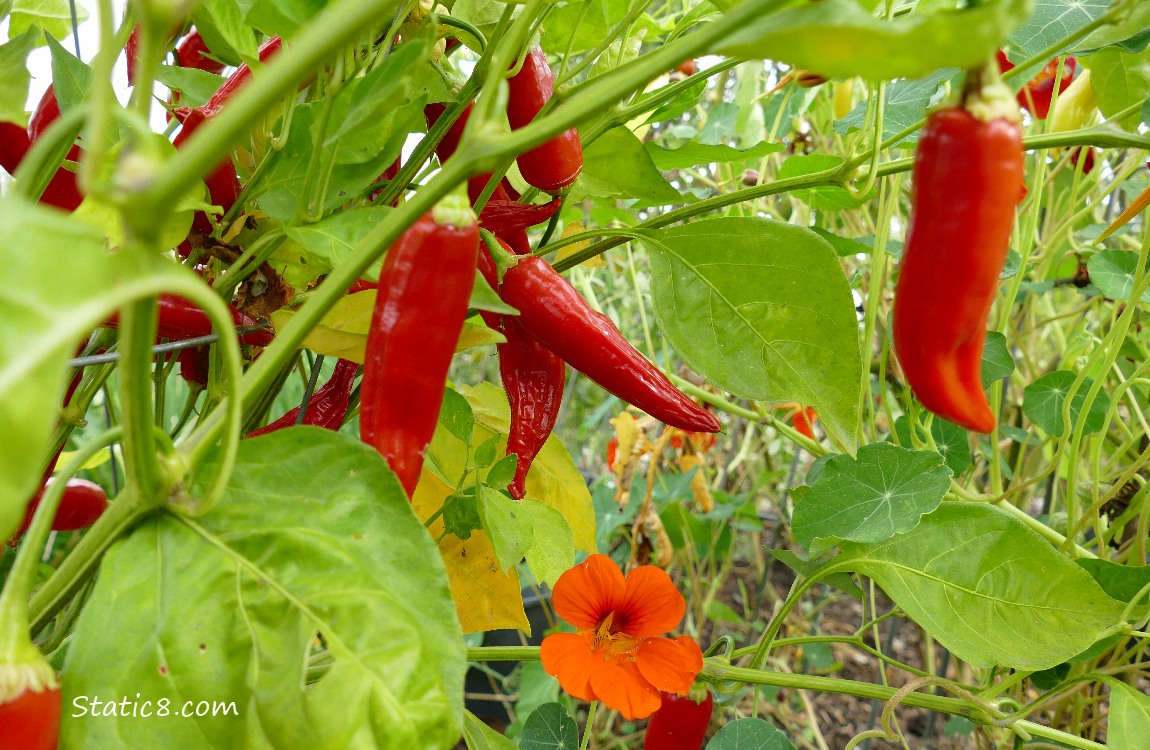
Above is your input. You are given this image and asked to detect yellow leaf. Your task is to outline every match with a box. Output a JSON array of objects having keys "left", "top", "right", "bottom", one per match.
[
  {"left": 54, "top": 447, "right": 112, "bottom": 472},
  {"left": 412, "top": 471, "right": 530, "bottom": 634},
  {"left": 271, "top": 292, "right": 503, "bottom": 363},
  {"left": 460, "top": 382, "right": 597, "bottom": 552},
  {"left": 554, "top": 221, "right": 605, "bottom": 268}
]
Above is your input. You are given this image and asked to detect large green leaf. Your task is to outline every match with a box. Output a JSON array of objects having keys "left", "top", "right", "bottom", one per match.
[
  {"left": 1109, "top": 680, "right": 1150, "bottom": 750},
  {"left": 706, "top": 718, "right": 795, "bottom": 750},
  {"left": 837, "top": 503, "right": 1125, "bottom": 670},
  {"left": 0, "top": 199, "right": 191, "bottom": 540},
  {"left": 1082, "top": 46, "right": 1150, "bottom": 131},
  {"left": 1022, "top": 370, "right": 1110, "bottom": 436},
  {"left": 643, "top": 217, "right": 861, "bottom": 453},
  {"left": 1010, "top": 0, "right": 1108, "bottom": 56},
  {"left": 519, "top": 703, "right": 578, "bottom": 750},
  {"left": 0, "top": 26, "right": 35, "bottom": 126},
  {"left": 9, "top": 0, "right": 89, "bottom": 46},
  {"left": 833, "top": 70, "right": 954, "bottom": 147},
  {"left": 192, "top": 0, "right": 259, "bottom": 65},
  {"left": 793, "top": 442, "right": 951, "bottom": 557},
  {"left": 713, "top": 0, "right": 1032, "bottom": 81},
  {"left": 892, "top": 415, "right": 972, "bottom": 478},
  {"left": 62, "top": 429, "right": 465, "bottom": 749},
  {"left": 1088, "top": 249, "right": 1150, "bottom": 303}
]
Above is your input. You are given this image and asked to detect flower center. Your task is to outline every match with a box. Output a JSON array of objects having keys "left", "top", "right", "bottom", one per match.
[{"left": 590, "top": 611, "right": 638, "bottom": 659}]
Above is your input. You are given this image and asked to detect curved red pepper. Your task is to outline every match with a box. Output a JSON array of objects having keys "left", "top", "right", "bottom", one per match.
[
  {"left": 360, "top": 206, "right": 479, "bottom": 496},
  {"left": 174, "top": 37, "right": 282, "bottom": 234},
  {"left": 0, "top": 685, "right": 61, "bottom": 750},
  {"left": 892, "top": 73, "right": 1023, "bottom": 433},
  {"left": 248, "top": 359, "right": 358, "bottom": 437},
  {"left": 792, "top": 406, "right": 817, "bottom": 440},
  {"left": 107, "top": 294, "right": 274, "bottom": 347},
  {"left": 478, "top": 244, "right": 565, "bottom": 499},
  {"left": 176, "top": 29, "right": 226, "bottom": 74},
  {"left": 995, "top": 51, "right": 1076, "bottom": 120},
  {"left": 0, "top": 121, "right": 30, "bottom": 175},
  {"left": 506, "top": 47, "right": 583, "bottom": 194},
  {"left": 643, "top": 690, "right": 713, "bottom": 750},
  {"left": 492, "top": 251, "right": 719, "bottom": 433},
  {"left": 424, "top": 102, "right": 495, "bottom": 201},
  {"left": 20, "top": 478, "right": 107, "bottom": 535},
  {"left": 28, "top": 85, "right": 84, "bottom": 211}
]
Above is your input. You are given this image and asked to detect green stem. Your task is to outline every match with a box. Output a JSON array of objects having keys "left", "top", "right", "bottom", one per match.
[{"left": 118, "top": 297, "right": 162, "bottom": 497}]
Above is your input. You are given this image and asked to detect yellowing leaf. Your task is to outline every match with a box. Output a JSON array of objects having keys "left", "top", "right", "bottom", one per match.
[
  {"left": 554, "top": 221, "right": 604, "bottom": 268},
  {"left": 271, "top": 292, "right": 502, "bottom": 363},
  {"left": 55, "top": 447, "right": 112, "bottom": 472},
  {"left": 412, "top": 471, "right": 530, "bottom": 634}
]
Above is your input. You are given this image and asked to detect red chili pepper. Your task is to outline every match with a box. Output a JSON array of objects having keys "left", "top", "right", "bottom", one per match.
[
  {"left": 643, "top": 690, "right": 713, "bottom": 750},
  {"left": 346, "top": 279, "right": 376, "bottom": 295},
  {"left": 892, "top": 66, "right": 1023, "bottom": 434},
  {"left": 178, "top": 345, "right": 211, "bottom": 387},
  {"left": 0, "top": 685, "right": 61, "bottom": 750},
  {"left": 176, "top": 28, "right": 226, "bottom": 73},
  {"left": 489, "top": 246, "right": 719, "bottom": 434},
  {"left": 478, "top": 196, "right": 560, "bottom": 238},
  {"left": 478, "top": 242, "right": 565, "bottom": 499},
  {"left": 248, "top": 359, "right": 359, "bottom": 437},
  {"left": 360, "top": 200, "right": 480, "bottom": 496},
  {"left": 1, "top": 120, "right": 30, "bottom": 174},
  {"left": 792, "top": 406, "right": 817, "bottom": 440},
  {"left": 370, "top": 157, "right": 402, "bottom": 204},
  {"left": 174, "top": 37, "right": 282, "bottom": 233},
  {"left": 424, "top": 102, "right": 496, "bottom": 201},
  {"left": 20, "top": 478, "right": 108, "bottom": 535},
  {"left": 28, "top": 85, "right": 84, "bottom": 211},
  {"left": 1070, "top": 146, "right": 1095, "bottom": 175},
  {"left": 506, "top": 47, "right": 583, "bottom": 194},
  {"left": 995, "top": 51, "right": 1076, "bottom": 120},
  {"left": 106, "top": 294, "right": 274, "bottom": 347},
  {"left": 675, "top": 59, "right": 697, "bottom": 77}
]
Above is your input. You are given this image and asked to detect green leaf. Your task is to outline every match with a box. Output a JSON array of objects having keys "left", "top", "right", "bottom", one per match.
[
  {"left": 811, "top": 227, "right": 870, "bottom": 258},
  {"left": 1012, "top": 0, "right": 1109, "bottom": 56},
  {"left": 792, "top": 442, "right": 951, "bottom": 557},
  {"left": 1076, "top": 559, "right": 1150, "bottom": 605},
  {"left": 833, "top": 70, "right": 953, "bottom": 146},
  {"left": 768, "top": 549, "right": 862, "bottom": 599},
  {"left": 278, "top": 206, "right": 391, "bottom": 285},
  {"left": 0, "top": 27, "right": 36, "bottom": 126},
  {"left": 777, "top": 154, "right": 868, "bottom": 210},
  {"left": 643, "top": 217, "right": 861, "bottom": 453},
  {"left": 542, "top": 0, "right": 663, "bottom": 56},
  {"left": 1022, "top": 370, "right": 1110, "bottom": 436},
  {"left": 892, "top": 416, "right": 972, "bottom": 478},
  {"left": 486, "top": 454, "right": 518, "bottom": 489},
  {"left": 521, "top": 498, "right": 575, "bottom": 588},
  {"left": 154, "top": 66, "right": 227, "bottom": 110},
  {"left": 463, "top": 710, "right": 518, "bottom": 750},
  {"left": 644, "top": 140, "right": 782, "bottom": 171},
  {"left": 479, "top": 486, "right": 534, "bottom": 573},
  {"left": 574, "top": 127, "right": 682, "bottom": 205},
  {"left": 0, "top": 200, "right": 192, "bottom": 540},
  {"left": 62, "top": 429, "right": 465, "bottom": 749},
  {"left": 706, "top": 717, "right": 795, "bottom": 750},
  {"left": 46, "top": 33, "right": 91, "bottom": 114},
  {"left": 471, "top": 271, "right": 519, "bottom": 315},
  {"left": 1082, "top": 46, "right": 1150, "bottom": 131},
  {"left": 520, "top": 703, "right": 578, "bottom": 750},
  {"left": 714, "top": 0, "right": 1032, "bottom": 81},
  {"left": 1088, "top": 249, "right": 1150, "bottom": 303},
  {"left": 440, "top": 387, "right": 475, "bottom": 443},
  {"left": 1109, "top": 680, "right": 1150, "bottom": 749},
  {"left": 1078, "top": 2, "right": 1150, "bottom": 54},
  {"left": 9, "top": 0, "right": 89, "bottom": 45},
  {"left": 192, "top": 0, "right": 259, "bottom": 65},
  {"left": 474, "top": 435, "right": 500, "bottom": 468},
  {"left": 980, "top": 331, "right": 1015, "bottom": 387},
  {"left": 838, "top": 502, "right": 1125, "bottom": 670}
]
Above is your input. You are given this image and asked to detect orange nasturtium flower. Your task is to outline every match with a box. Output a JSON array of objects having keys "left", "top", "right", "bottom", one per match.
[{"left": 540, "top": 554, "right": 703, "bottom": 720}]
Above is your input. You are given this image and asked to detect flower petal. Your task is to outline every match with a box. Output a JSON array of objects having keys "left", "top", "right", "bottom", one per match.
[
  {"left": 635, "top": 635, "right": 704, "bottom": 695},
  {"left": 587, "top": 655, "right": 662, "bottom": 720},
  {"left": 540, "top": 632, "right": 597, "bottom": 702},
  {"left": 617, "top": 565, "right": 686, "bottom": 638},
  {"left": 552, "top": 554, "right": 627, "bottom": 630}
]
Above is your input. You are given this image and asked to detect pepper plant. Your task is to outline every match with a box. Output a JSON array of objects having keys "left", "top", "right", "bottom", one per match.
[{"left": 1, "top": 0, "right": 1149, "bottom": 747}]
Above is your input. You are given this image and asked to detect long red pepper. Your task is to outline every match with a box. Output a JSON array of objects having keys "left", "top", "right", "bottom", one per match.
[
  {"left": 477, "top": 244, "right": 565, "bottom": 499},
  {"left": 247, "top": 359, "right": 358, "bottom": 437},
  {"left": 176, "top": 29, "right": 227, "bottom": 73},
  {"left": 892, "top": 65, "right": 1023, "bottom": 433},
  {"left": 174, "top": 36, "right": 283, "bottom": 236},
  {"left": 488, "top": 245, "right": 719, "bottom": 434},
  {"left": 0, "top": 121, "right": 30, "bottom": 175},
  {"left": 107, "top": 294, "right": 274, "bottom": 347},
  {"left": 506, "top": 47, "right": 583, "bottom": 194},
  {"left": 360, "top": 198, "right": 480, "bottom": 496},
  {"left": 27, "top": 85, "right": 84, "bottom": 211},
  {"left": 995, "top": 51, "right": 1076, "bottom": 120},
  {"left": 15, "top": 478, "right": 108, "bottom": 541}
]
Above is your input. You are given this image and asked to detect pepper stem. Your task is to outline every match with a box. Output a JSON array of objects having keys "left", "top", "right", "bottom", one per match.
[
  {"left": 480, "top": 228, "right": 520, "bottom": 284},
  {"left": 431, "top": 182, "right": 478, "bottom": 230},
  {"left": 960, "top": 59, "right": 1021, "bottom": 124}
]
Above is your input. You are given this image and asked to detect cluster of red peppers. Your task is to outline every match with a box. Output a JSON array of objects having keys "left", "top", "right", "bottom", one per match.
[{"left": 892, "top": 61, "right": 1025, "bottom": 433}]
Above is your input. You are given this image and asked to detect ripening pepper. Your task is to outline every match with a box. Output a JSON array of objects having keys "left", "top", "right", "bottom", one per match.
[
  {"left": 28, "top": 86, "right": 84, "bottom": 211},
  {"left": 643, "top": 689, "right": 714, "bottom": 750},
  {"left": 360, "top": 197, "right": 480, "bottom": 496},
  {"left": 247, "top": 359, "right": 359, "bottom": 437},
  {"left": 892, "top": 63, "right": 1024, "bottom": 433}
]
